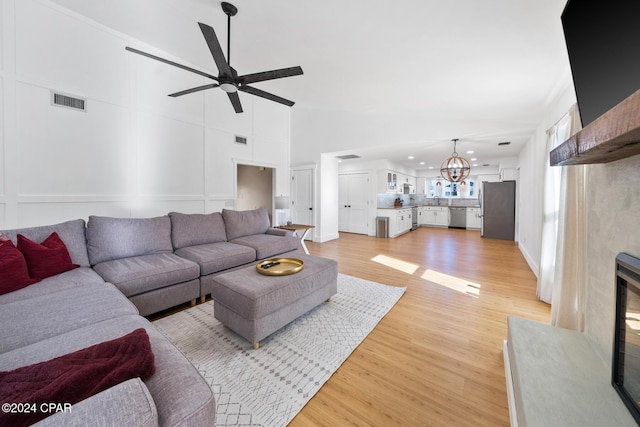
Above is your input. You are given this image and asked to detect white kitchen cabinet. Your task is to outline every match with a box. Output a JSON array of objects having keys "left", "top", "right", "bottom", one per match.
[
  {"left": 421, "top": 206, "right": 449, "bottom": 227},
  {"left": 393, "top": 208, "right": 412, "bottom": 236},
  {"left": 377, "top": 208, "right": 411, "bottom": 237},
  {"left": 466, "top": 207, "right": 482, "bottom": 229},
  {"left": 500, "top": 168, "right": 517, "bottom": 181}
]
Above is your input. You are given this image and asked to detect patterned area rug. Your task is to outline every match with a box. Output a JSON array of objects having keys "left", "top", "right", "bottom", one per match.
[{"left": 153, "top": 273, "right": 405, "bottom": 427}]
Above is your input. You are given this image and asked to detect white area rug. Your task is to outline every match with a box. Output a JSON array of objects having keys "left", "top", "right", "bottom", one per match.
[{"left": 153, "top": 273, "right": 405, "bottom": 427}]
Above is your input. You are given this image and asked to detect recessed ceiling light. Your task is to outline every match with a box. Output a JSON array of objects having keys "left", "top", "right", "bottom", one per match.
[
  {"left": 419, "top": 161, "right": 425, "bottom": 165},
  {"left": 473, "top": 164, "right": 478, "bottom": 167},
  {"left": 467, "top": 150, "right": 474, "bottom": 154},
  {"left": 470, "top": 158, "right": 477, "bottom": 161},
  {"left": 408, "top": 155, "right": 414, "bottom": 159},
  {"left": 428, "top": 166, "right": 433, "bottom": 169}
]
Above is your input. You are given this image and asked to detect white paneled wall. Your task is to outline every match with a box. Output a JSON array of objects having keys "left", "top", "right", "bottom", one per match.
[{"left": 0, "top": 0, "right": 291, "bottom": 228}]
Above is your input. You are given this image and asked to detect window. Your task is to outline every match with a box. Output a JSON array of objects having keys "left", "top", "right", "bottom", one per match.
[{"left": 428, "top": 179, "right": 476, "bottom": 198}]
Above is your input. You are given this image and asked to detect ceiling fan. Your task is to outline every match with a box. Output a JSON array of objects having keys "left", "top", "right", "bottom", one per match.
[{"left": 125, "top": 2, "right": 303, "bottom": 113}]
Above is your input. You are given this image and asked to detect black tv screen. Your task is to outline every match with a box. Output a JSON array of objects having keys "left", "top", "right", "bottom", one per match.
[{"left": 561, "top": 0, "right": 640, "bottom": 127}]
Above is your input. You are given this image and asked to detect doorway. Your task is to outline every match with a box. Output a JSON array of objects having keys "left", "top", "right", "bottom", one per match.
[
  {"left": 291, "top": 167, "right": 315, "bottom": 240},
  {"left": 237, "top": 164, "right": 274, "bottom": 223}
]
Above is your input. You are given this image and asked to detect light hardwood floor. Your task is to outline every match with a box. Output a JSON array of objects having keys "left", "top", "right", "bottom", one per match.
[{"left": 289, "top": 227, "right": 550, "bottom": 427}]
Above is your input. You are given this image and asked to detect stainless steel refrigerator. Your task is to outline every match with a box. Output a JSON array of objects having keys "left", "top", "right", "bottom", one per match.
[{"left": 480, "top": 181, "right": 515, "bottom": 240}]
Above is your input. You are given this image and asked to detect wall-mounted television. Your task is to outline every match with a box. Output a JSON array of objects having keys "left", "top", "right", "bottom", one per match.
[
  {"left": 561, "top": 1, "right": 640, "bottom": 127},
  {"left": 613, "top": 253, "right": 640, "bottom": 425}
]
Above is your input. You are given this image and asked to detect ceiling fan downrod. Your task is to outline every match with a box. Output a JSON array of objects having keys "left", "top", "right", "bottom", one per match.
[{"left": 221, "top": 2, "right": 237, "bottom": 69}]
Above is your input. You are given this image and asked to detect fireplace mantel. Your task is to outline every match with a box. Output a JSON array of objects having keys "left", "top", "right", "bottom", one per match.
[{"left": 550, "top": 89, "right": 640, "bottom": 166}]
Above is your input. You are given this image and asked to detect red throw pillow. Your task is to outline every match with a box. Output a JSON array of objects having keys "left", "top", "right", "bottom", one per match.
[
  {"left": 0, "top": 328, "right": 156, "bottom": 427},
  {"left": 17, "top": 232, "right": 79, "bottom": 280},
  {"left": 0, "top": 240, "right": 40, "bottom": 295}
]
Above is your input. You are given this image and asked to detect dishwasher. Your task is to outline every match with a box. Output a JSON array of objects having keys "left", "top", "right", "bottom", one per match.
[{"left": 449, "top": 207, "right": 467, "bottom": 229}]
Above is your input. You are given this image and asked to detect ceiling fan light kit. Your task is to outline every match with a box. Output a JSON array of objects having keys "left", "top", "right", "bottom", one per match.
[
  {"left": 440, "top": 139, "right": 471, "bottom": 183},
  {"left": 125, "top": 2, "right": 302, "bottom": 113}
]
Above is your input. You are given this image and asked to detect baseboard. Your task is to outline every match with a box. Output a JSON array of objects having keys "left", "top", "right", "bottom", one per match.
[
  {"left": 503, "top": 340, "right": 518, "bottom": 427},
  {"left": 518, "top": 242, "right": 539, "bottom": 279}
]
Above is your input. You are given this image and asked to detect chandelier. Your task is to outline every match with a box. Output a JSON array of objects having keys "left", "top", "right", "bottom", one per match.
[{"left": 440, "top": 138, "right": 471, "bottom": 182}]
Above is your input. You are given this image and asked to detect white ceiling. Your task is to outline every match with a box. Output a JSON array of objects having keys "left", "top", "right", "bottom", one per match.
[{"left": 50, "top": 0, "right": 572, "bottom": 169}]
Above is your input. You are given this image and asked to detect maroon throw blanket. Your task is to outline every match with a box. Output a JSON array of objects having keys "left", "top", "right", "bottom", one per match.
[{"left": 0, "top": 328, "right": 155, "bottom": 427}]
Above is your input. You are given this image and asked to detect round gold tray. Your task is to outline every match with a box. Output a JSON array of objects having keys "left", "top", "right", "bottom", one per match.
[{"left": 256, "top": 257, "right": 304, "bottom": 276}]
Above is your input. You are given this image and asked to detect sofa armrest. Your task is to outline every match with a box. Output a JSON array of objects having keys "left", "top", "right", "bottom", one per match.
[
  {"left": 33, "top": 378, "right": 158, "bottom": 427},
  {"left": 266, "top": 228, "right": 295, "bottom": 237}
]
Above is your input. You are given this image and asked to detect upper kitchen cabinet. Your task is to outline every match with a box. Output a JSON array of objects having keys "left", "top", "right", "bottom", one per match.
[{"left": 378, "top": 170, "right": 417, "bottom": 193}]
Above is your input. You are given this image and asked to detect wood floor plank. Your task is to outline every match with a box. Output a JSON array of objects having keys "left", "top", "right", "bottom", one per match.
[{"left": 289, "top": 227, "right": 549, "bottom": 427}]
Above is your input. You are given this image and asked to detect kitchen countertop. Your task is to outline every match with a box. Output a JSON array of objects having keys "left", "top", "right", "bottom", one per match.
[{"left": 377, "top": 205, "right": 480, "bottom": 209}]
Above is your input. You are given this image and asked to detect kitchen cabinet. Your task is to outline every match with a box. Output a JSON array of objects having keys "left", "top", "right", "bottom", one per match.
[
  {"left": 377, "top": 208, "right": 412, "bottom": 237},
  {"left": 466, "top": 207, "right": 482, "bottom": 229},
  {"left": 421, "top": 206, "right": 449, "bottom": 227},
  {"left": 395, "top": 208, "right": 412, "bottom": 235},
  {"left": 500, "top": 168, "right": 517, "bottom": 181}
]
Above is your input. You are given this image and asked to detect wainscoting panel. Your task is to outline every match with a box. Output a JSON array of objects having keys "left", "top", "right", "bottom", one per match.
[
  {"left": 15, "top": 0, "right": 129, "bottom": 106},
  {"left": 130, "top": 199, "right": 206, "bottom": 218},
  {"left": 136, "top": 112, "right": 204, "bottom": 197},
  {"left": 205, "top": 127, "right": 246, "bottom": 197},
  {"left": 16, "top": 201, "right": 131, "bottom": 228},
  {"left": 0, "top": 77, "right": 4, "bottom": 197},
  {"left": 15, "top": 82, "right": 133, "bottom": 197},
  {"left": 253, "top": 97, "right": 290, "bottom": 144},
  {"left": 204, "top": 88, "right": 253, "bottom": 136},
  {"left": 133, "top": 52, "right": 205, "bottom": 125}
]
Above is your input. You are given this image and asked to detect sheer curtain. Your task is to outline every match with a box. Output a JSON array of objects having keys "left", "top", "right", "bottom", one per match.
[
  {"left": 537, "top": 104, "right": 586, "bottom": 330},
  {"left": 550, "top": 105, "right": 585, "bottom": 330}
]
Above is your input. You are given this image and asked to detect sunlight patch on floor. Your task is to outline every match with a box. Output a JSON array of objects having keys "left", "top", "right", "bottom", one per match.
[
  {"left": 421, "top": 269, "right": 481, "bottom": 297},
  {"left": 371, "top": 254, "right": 419, "bottom": 275}
]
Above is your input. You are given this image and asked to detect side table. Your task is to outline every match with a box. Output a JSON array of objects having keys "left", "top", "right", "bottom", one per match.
[{"left": 276, "top": 224, "right": 315, "bottom": 255}]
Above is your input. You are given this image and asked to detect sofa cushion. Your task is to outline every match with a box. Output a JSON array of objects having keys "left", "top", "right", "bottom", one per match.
[
  {"left": 0, "top": 268, "right": 106, "bottom": 305},
  {"left": 0, "top": 240, "right": 39, "bottom": 295},
  {"left": 0, "top": 315, "right": 216, "bottom": 427},
  {"left": 17, "top": 232, "right": 79, "bottom": 280},
  {"left": 222, "top": 208, "right": 270, "bottom": 240},
  {"left": 0, "top": 282, "right": 138, "bottom": 353},
  {"left": 0, "top": 328, "right": 155, "bottom": 427},
  {"left": 175, "top": 242, "right": 256, "bottom": 276},
  {"left": 86, "top": 216, "right": 173, "bottom": 265},
  {"left": 169, "top": 211, "right": 227, "bottom": 249},
  {"left": 1, "top": 219, "right": 90, "bottom": 267},
  {"left": 230, "top": 233, "right": 300, "bottom": 259},
  {"left": 92, "top": 253, "right": 200, "bottom": 298},
  {"left": 33, "top": 378, "right": 158, "bottom": 427}
]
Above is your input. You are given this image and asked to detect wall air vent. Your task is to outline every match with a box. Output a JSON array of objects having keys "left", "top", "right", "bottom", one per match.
[
  {"left": 482, "top": 163, "right": 491, "bottom": 167},
  {"left": 51, "top": 91, "right": 87, "bottom": 112},
  {"left": 235, "top": 135, "right": 247, "bottom": 145},
  {"left": 336, "top": 154, "right": 361, "bottom": 160},
  {"left": 498, "top": 141, "right": 511, "bottom": 146}
]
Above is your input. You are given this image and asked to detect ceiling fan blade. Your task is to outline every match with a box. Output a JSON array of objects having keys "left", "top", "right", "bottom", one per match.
[
  {"left": 169, "top": 83, "right": 220, "bottom": 97},
  {"left": 227, "top": 91, "right": 243, "bottom": 113},
  {"left": 125, "top": 47, "right": 218, "bottom": 81},
  {"left": 198, "top": 22, "right": 232, "bottom": 77},
  {"left": 239, "top": 85, "right": 295, "bottom": 107},
  {"left": 238, "top": 66, "right": 303, "bottom": 85}
]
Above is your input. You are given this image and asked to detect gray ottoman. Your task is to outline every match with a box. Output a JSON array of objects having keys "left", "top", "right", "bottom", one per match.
[{"left": 210, "top": 253, "right": 338, "bottom": 349}]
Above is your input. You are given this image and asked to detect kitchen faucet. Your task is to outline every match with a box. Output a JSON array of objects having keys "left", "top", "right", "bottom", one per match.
[{"left": 434, "top": 196, "right": 440, "bottom": 206}]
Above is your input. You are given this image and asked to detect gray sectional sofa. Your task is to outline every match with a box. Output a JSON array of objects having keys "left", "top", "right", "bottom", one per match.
[{"left": 0, "top": 208, "right": 301, "bottom": 426}]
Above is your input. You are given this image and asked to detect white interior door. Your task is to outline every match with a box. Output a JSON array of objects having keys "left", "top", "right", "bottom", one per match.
[
  {"left": 291, "top": 168, "right": 314, "bottom": 240},
  {"left": 338, "top": 173, "right": 369, "bottom": 234}
]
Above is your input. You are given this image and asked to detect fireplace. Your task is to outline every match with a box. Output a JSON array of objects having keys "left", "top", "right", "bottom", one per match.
[{"left": 613, "top": 253, "right": 640, "bottom": 425}]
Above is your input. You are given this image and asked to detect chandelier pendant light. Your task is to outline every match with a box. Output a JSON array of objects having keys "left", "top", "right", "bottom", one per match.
[{"left": 440, "top": 138, "right": 471, "bottom": 183}]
